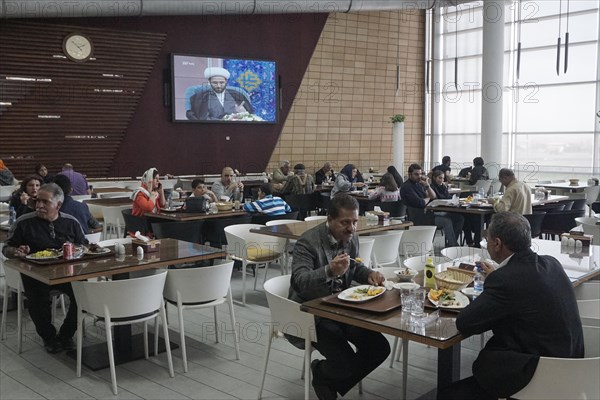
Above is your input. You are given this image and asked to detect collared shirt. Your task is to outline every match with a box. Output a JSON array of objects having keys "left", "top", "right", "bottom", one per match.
[
  {"left": 496, "top": 253, "right": 514, "bottom": 269},
  {"left": 243, "top": 194, "right": 291, "bottom": 215}
]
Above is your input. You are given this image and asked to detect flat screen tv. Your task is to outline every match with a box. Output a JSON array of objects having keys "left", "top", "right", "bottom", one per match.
[{"left": 171, "top": 54, "right": 277, "bottom": 123}]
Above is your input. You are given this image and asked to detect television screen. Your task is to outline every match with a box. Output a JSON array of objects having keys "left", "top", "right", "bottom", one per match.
[{"left": 171, "top": 54, "right": 277, "bottom": 123}]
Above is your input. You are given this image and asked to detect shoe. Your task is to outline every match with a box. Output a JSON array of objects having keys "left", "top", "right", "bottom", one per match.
[
  {"left": 43, "top": 337, "right": 62, "bottom": 354},
  {"left": 58, "top": 336, "right": 75, "bottom": 351},
  {"left": 311, "top": 360, "right": 337, "bottom": 400}
]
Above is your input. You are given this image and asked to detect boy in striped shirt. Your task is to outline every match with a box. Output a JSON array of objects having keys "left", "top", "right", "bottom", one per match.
[{"left": 243, "top": 183, "right": 291, "bottom": 215}]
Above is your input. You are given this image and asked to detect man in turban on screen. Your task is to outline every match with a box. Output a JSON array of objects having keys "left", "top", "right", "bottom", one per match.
[{"left": 186, "top": 66, "right": 253, "bottom": 121}]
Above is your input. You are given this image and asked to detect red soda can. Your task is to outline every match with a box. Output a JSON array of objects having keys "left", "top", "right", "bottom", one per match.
[{"left": 63, "top": 242, "right": 74, "bottom": 260}]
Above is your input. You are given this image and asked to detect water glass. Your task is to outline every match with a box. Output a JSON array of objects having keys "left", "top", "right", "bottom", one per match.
[
  {"left": 410, "top": 288, "right": 426, "bottom": 317},
  {"left": 401, "top": 290, "right": 415, "bottom": 313}
]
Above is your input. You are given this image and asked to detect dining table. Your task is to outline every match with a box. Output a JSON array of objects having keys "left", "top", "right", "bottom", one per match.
[
  {"left": 250, "top": 216, "right": 413, "bottom": 240},
  {"left": 3, "top": 238, "right": 226, "bottom": 370},
  {"left": 92, "top": 187, "right": 133, "bottom": 194},
  {"left": 534, "top": 181, "right": 590, "bottom": 193},
  {"left": 145, "top": 208, "right": 250, "bottom": 222},
  {"left": 83, "top": 197, "right": 133, "bottom": 207}
]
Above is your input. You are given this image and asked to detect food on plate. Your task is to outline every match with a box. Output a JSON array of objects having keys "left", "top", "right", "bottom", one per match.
[
  {"left": 349, "top": 286, "right": 384, "bottom": 299},
  {"left": 29, "top": 249, "right": 60, "bottom": 259},
  {"left": 465, "top": 195, "right": 474, "bottom": 203},
  {"left": 86, "top": 243, "right": 108, "bottom": 254},
  {"left": 429, "top": 289, "right": 460, "bottom": 306},
  {"left": 397, "top": 267, "right": 415, "bottom": 276}
]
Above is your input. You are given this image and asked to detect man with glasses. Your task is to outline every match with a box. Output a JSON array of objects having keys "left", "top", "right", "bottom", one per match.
[
  {"left": 211, "top": 166, "right": 244, "bottom": 201},
  {"left": 3, "top": 183, "right": 87, "bottom": 353}
]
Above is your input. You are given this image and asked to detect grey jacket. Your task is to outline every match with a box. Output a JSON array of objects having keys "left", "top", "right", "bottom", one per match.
[{"left": 289, "top": 222, "right": 371, "bottom": 303}]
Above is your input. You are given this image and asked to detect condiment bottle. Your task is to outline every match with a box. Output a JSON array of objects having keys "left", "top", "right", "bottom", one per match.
[{"left": 424, "top": 257, "right": 436, "bottom": 289}]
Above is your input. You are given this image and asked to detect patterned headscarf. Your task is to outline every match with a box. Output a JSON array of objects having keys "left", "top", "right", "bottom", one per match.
[{"left": 131, "top": 167, "right": 158, "bottom": 200}]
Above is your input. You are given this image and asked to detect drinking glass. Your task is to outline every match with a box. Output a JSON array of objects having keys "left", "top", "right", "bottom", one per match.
[
  {"left": 401, "top": 290, "right": 415, "bottom": 313},
  {"left": 410, "top": 288, "right": 426, "bottom": 317}
]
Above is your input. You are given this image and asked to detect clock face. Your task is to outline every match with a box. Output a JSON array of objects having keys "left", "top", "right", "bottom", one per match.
[{"left": 63, "top": 34, "right": 92, "bottom": 62}]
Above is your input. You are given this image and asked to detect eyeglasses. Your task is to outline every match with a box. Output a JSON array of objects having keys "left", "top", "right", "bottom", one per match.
[{"left": 49, "top": 222, "right": 55, "bottom": 239}]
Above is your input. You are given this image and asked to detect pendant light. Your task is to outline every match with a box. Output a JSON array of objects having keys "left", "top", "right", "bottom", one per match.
[
  {"left": 564, "top": 0, "right": 570, "bottom": 73},
  {"left": 454, "top": 6, "right": 459, "bottom": 89},
  {"left": 516, "top": 0, "right": 522, "bottom": 79},
  {"left": 556, "top": 0, "right": 562, "bottom": 76}
]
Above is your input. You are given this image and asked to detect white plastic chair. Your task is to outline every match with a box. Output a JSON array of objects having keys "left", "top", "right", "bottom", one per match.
[
  {"left": 72, "top": 271, "right": 174, "bottom": 395},
  {"left": 440, "top": 246, "right": 487, "bottom": 262},
  {"left": 370, "top": 231, "right": 403, "bottom": 268},
  {"left": 258, "top": 275, "right": 317, "bottom": 400},
  {"left": 265, "top": 219, "right": 303, "bottom": 273},
  {"left": 358, "top": 237, "right": 375, "bottom": 268},
  {"left": 101, "top": 205, "right": 131, "bottom": 240},
  {"left": 304, "top": 216, "right": 327, "bottom": 222},
  {"left": 574, "top": 217, "right": 600, "bottom": 246},
  {"left": 508, "top": 326, "right": 600, "bottom": 400},
  {"left": 224, "top": 224, "right": 286, "bottom": 305},
  {"left": 402, "top": 254, "right": 447, "bottom": 272},
  {"left": 398, "top": 226, "right": 436, "bottom": 259},
  {"left": 578, "top": 299, "right": 600, "bottom": 322},
  {"left": 1, "top": 267, "right": 66, "bottom": 353},
  {"left": 86, "top": 203, "right": 104, "bottom": 221},
  {"left": 575, "top": 282, "right": 600, "bottom": 301},
  {"left": 84, "top": 232, "right": 101, "bottom": 244},
  {"left": 160, "top": 260, "right": 240, "bottom": 372}
]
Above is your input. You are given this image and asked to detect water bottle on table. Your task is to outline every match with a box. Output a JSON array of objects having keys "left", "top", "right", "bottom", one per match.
[
  {"left": 478, "top": 187, "right": 485, "bottom": 200},
  {"left": 473, "top": 262, "right": 484, "bottom": 298}
]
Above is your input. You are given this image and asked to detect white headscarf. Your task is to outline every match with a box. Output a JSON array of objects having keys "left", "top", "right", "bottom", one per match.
[{"left": 131, "top": 167, "right": 157, "bottom": 200}]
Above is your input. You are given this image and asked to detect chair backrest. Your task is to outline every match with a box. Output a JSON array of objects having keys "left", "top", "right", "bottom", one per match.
[
  {"left": 0, "top": 185, "right": 19, "bottom": 202},
  {"left": 84, "top": 232, "right": 102, "bottom": 244},
  {"left": 370, "top": 231, "right": 403, "bottom": 267},
  {"left": 489, "top": 179, "right": 502, "bottom": 195},
  {"left": 304, "top": 216, "right": 327, "bottom": 222},
  {"left": 586, "top": 186, "right": 600, "bottom": 207},
  {"left": 250, "top": 211, "right": 299, "bottom": 225},
  {"left": 534, "top": 203, "right": 566, "bottom": 213},
  {"left": 509, "top": 325, "right": 600, "bottom": 400},
  {"left": 284, "top": 193, "right": 319, "bottom": 212},
  {"left": 263, "top": 275, "right": 316, "bottom": 342},
  {"left": 3, "top": 265, "right": 23, "bottom": 292},
  {"left": 122, "top": 208, "right": 150, "bottom": 235},
  {"left": 575, "top": 218, "right": 600, "bottom": 246},
  {"left": 557, "top": 200, "right": 575, "bottom": 211},
  {"left": 102, "top": 205, "right": 130, "bottom": 227},
  {"left": 71, "top": 270, "right": 167, "bottom": 319},
  {"left": 86, "top": 203, "right": 104, "bottom": 220},
  {"left": 440, "top": 246, "right": 486, "bottom": 261},
  {"left": 202, "top": 215, "right": 252, "bottom": 248},
  {"left": 265, "top": 219, "right": 303, "bottom": 227},
  {"left": 578, "top": 299, "right": 600, "bottom": 320},
  {"left": 523, "top": 212, "right": 546, "bottom": 238},
  {"left": 98, "top": 192, "right": 133, "bottom": 199},
  {"left": 475, "top": 179, "right": 492, "bottom": 195},
  {"left": 570, "top": 198, "right": 587, "bottom": 211},
  {"left": 375, "top": 200, "right": 406, "bottom": 218},
  {"left": 574, "top": 282, "right": 600, "bottom": 301},
  {"left": 151, "top": 221, "right": 203, "bottom": 243},
  {"left": 358, "top": 237, "right": 375, "bottom": 268},
  {"left": 399, "top": 226, "right": 436, "bottom": 256},
  {"left": 163, "top": 259, "right": 234, "bottom": 304},
  {"left": 403, "top": 254, "right": 446, "bottom": 272},
  {"left": 224, "top": 224, "right": 287, "bottom": 259}
]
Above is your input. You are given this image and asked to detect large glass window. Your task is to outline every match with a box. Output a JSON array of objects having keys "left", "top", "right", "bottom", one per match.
[{"left": 426, "top": 0, "right": 600, "bottom": 180}]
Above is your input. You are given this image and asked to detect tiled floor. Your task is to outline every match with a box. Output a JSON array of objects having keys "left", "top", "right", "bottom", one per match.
[{"left": 0, "top": 258, "right": 483, "bottom": 400}]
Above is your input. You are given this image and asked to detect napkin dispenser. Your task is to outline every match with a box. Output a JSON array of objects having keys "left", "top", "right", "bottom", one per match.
[{"left": 131, "top": 239, "right": 161, "bottom": 253}]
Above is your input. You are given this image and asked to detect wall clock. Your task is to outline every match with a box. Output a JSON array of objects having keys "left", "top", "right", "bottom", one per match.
[{"left": 63, "top": 33, "right": 93, "bottom": 62}]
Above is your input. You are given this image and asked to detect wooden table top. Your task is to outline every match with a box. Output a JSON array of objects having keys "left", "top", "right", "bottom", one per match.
[
  {"left": 3, "top": 239, "right": 226, "bottom": 285},
  {"left": 146, "top": 209, "right": 250, "bottom": 222},
  {"left": 84, "top": 197, "right": 133, "bottom": 207},
  {"left": 93, "top": 187, "right": 133, "bottom": 194},
  {"left": 250, "top": 217, "right": 412, "bottom": 240},
  {"left": 300, "top": 297, "right": 463, "bottom": 349}
]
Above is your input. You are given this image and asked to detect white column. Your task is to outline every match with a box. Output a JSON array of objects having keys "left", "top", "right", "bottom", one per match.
[
  {"left": 481, "top": 0, "right": 506, "bottom": 175},
  {"left": 431, "top": 7, "right": 443, "bottom": 169},
  {"left": 392, "top": 122, "right": 405, "bottom": 172}
]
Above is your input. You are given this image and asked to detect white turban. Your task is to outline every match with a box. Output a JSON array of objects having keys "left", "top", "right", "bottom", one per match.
[{"left": 204, "top": 67, "right": 230, "bottom": 80}]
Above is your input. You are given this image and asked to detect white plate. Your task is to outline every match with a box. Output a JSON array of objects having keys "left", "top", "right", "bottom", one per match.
[
  {"left": 428, "top": 290, "right": 469, "bottom": 309},
  {"left": 338, "top": 285, "right": 386, "bottom": 302},
  {"left": 461, "top": 287, "right": 478, "bottom": 297},
  {"left": 26, "top": 249, "right": 63, "bottom": 260},
  {"left": 393, "top": 282, "right": 420, "bottom": 290}
]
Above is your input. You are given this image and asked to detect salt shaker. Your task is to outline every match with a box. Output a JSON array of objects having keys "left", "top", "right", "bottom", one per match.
[
  {"left": 116, "top": 243, "right": 125, "bottom": 255},
  {"left": 136, "top": 246, "right": 144, "bottom": 259}
]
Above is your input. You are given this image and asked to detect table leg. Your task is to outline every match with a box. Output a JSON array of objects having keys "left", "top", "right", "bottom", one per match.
[{"left": 437, "top": 343, "right": 461, "bottom": 388}]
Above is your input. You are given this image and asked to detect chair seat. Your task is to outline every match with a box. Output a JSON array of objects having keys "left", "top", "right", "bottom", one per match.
[{"left": 247, "top": 248, "right": 281, "bottom": 262}]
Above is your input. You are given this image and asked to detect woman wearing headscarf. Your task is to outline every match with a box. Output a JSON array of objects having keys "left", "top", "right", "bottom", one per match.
[
  {"left": 386, "top": 165, "right": 404, "bottom": 188},
  {"left": 9, "top": 174, "right": 43, "bottom": 217},
  {"left": 131, "top": 168, "right": 166, "bottom": 217},
  {"left": 330, "top": 163, "right": 357, "bottom": 198},
  {"left": 0, "top": 159, "right": 18, "bottom": 186}
]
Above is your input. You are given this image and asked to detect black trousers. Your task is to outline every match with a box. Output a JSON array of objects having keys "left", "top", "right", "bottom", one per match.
[
  {"left": 312, "top": 318, "right": 390, "bottom": 396},
  {"left": 21, "top": 275, "right": 78, "bottom": 342}
]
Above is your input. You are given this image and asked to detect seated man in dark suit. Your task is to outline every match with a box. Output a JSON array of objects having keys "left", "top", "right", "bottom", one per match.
[
  {"left": 439, "top": 212, "right": 584, "bottom": 400},
  {"left": 289, "top": 194, "right": 390, "bottom": 400}
]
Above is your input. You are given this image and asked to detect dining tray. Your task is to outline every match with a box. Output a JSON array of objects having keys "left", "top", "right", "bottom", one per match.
[
  {"left": 321, "top": 290, "right": 402, "bottom": 313},
  {"left": 24, "top": 249, "right": 115, "bottom": 266}
]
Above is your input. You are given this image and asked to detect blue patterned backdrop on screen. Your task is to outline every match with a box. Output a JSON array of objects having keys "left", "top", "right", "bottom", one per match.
[{"left": 223, "top": 59, "right": 276, "bottom": 121}]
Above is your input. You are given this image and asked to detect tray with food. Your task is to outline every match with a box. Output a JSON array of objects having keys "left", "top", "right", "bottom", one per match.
[
  {"left": 321, "top": 286, "right": 402, "bottom": 313},
  {"left": 24, "top": 244, "right": 113, "bottom": 265}
]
